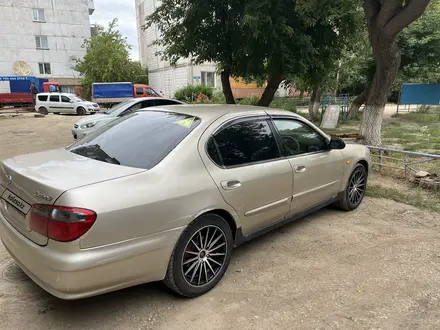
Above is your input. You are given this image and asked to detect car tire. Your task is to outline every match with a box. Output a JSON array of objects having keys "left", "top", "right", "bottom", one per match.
[
  {"left": 335, "top": 163, "right": 368, "bottom": 211},
  {"left": 38, "top": 107, "right": 48, "bottom": 115},
  {"left": 77, "top": 107, "right": 86, "bottom": 116},
  {"left": 163, "top": 213, "right": 234, "bottom": 298}
]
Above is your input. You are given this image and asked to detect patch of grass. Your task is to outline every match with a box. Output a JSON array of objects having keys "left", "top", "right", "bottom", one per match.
[{"left": 367, "top": 182, "right": 440, "bottom": 213}]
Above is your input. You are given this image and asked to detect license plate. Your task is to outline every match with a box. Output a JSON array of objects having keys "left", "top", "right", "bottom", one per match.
[{"left": 1, "top": 190, "right": 32, "bottom": 215}]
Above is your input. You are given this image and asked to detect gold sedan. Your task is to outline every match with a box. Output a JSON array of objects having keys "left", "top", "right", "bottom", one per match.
[{"left": 0, "top": 105, "right": 371, "bottom": 299}]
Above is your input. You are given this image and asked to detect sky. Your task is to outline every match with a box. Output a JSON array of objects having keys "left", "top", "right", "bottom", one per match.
[{"left": 90, "top": 0, "right": 140, "bottom": 61}]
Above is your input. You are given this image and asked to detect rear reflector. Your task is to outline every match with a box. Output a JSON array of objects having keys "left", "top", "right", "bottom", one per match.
[{"left": 30, "top": 204, "right": 96, "bottom": 242}]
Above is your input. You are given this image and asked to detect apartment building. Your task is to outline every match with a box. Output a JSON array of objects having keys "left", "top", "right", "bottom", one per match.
[
  {"left": 135, "top": 0, "right": 219, "bottom": 98},
  {"left": 0, "top": 0, "right": 95, "bottom": 92}
]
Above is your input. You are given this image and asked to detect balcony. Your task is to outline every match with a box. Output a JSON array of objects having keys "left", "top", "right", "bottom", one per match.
[{"left": 88, "top": 0, "right": 95, "bottom": 15}]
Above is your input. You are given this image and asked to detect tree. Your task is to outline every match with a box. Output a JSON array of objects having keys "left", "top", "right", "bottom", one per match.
[
  {"left": 359, "top": 0, "right": 431, "bottom": 145},
  {"left": 75, "top": 19, "right": 147, "bottom": 95}
]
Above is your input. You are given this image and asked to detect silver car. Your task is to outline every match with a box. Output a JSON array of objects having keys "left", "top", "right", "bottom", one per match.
[
  {"left": 0, "top": 105, "right": 371, "bottom": 300},
  {"left": 71, "top": 97, "right": 183, "bottom": 140}
]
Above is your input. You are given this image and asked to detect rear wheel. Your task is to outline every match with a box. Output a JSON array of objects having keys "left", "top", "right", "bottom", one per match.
[
  {"left": 335, "top": 163, "right": 367, "bottom": 211},
  {"left": 38, "top": 107, "right": 48, "bottom": 115},
  {"left": 77, "top": 107, "right": 86, "bottom": 116},
  {"left": 163, "top": 213, "right": 233, "bottom": 297}
]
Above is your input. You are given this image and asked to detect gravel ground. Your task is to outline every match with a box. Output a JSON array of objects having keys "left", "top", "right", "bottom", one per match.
[{"left": 0, "top": 113, "right": 439, "bottom": 330}]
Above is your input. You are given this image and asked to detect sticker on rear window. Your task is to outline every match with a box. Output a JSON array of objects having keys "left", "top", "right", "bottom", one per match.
[{"left": 175, "top": 117, "right": 195, "bottom": 128}]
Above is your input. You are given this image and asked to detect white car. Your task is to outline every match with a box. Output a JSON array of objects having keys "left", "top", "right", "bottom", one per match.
[
  {"left": 71, "top": 97, "right": 184, "bottom": 140},
  {"left": 36, "top": 93, "right": 100, "bottom": 116}
]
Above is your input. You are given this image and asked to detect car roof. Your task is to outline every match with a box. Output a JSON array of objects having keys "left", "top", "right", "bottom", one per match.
[{"left": 139, "top": 104, "right": 301, "bottom": 121}]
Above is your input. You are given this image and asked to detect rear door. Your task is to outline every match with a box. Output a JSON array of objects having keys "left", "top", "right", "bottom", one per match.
[
  {"left": 200, "top": 115, "right": 293, "bottom": 236},
  {"left": 48, "top": 94, "right": 60, "bottom": 113},
  {"left": 271, "top": 117, "right": 344, "bottom": 215}
]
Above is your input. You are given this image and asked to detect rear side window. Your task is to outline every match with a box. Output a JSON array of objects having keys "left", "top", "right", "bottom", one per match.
[
  {"left": 38, "top": 95, "right": 48, "bottom": 101},
  {"left": 209, "top": 119, "right": 280, "bottom": 167},
  {"left": 68, "top": 111, "right": 201, "bottom": 169},
  {"left": 155, "top": 99, "right": 182, "bottom": 106},
  {"left": 49, "top": 95, "right": 59, "bottom": 102}
]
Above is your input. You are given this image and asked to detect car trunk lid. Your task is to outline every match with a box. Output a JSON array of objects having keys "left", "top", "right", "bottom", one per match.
[{"left": 0, "top": 148, "right": 144, "bottom": 246}]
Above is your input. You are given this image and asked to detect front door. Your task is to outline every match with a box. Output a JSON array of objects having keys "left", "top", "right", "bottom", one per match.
[
  {"left": 271, "top": 118, "right": 344, "bottom": 215},
  {"left": 200, "top": 116, "right": 293, "bottom": 235},
  {"left": 60, "top": 95, "right": 76, "bottom": 113}
]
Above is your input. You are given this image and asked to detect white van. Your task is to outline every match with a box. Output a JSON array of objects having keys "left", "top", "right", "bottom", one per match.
[{"left": 35, "top": 93, "right": 100, "bottom": 115}]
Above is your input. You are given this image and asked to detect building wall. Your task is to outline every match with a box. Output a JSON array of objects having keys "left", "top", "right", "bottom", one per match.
[
  {"left": 136, "top": 0, "right": 218, "bottom": 98},
  {"left": 0, "top": 0, "right": 93, "bottom": 85}
]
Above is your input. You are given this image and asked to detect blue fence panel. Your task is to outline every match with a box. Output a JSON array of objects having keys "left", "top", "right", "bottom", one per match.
[{"left": 400, "top": 83, "right": 440, "bottom": 105}]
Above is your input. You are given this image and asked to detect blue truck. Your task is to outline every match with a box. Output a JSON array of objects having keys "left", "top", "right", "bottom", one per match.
[{"left": 91, "top": 82, "right": 161, "bottom": 105}]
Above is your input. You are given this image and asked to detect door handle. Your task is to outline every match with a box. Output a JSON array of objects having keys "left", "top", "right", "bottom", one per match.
[
  {"left": 221, "top": 180, "right": 242, "bottom": 190},
  {"left": 294, "top": 165, "right": 307, "bottom": 173}
]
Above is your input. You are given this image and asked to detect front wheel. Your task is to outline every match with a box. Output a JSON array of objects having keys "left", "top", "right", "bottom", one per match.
[
  {"left": 77, "top": 107, "right": 86, "bottom": 116},
  {"left": 335, "top": 163, "right": 367, "bottom": 211},
  {"left": 163, "top": 214, "right": 233, "bottom": 297}
]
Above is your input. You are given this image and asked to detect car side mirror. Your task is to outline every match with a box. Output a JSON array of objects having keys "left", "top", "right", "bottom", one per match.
[{"left": 329, "top": 138, "right": 346, "bottom": 150}]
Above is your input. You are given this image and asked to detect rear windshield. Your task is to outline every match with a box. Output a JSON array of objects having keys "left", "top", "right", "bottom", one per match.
[{"left": 68, "top": 111, "right": 201, "bottom": 169}]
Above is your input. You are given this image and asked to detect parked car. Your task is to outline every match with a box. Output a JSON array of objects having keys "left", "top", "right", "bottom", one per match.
[
  {"left": 36, "top": 93, "right": 100, "bottom": 115},
  {"left": 0, "top": 105, "right": 371, "bottom": 300},
  {"left": 71, "top": 97, "right": 183, "bottom": 140}
]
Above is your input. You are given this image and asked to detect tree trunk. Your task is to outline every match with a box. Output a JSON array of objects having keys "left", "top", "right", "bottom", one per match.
[
  {"left": 359, "top": 40, "right": 401, "bottom": 146},
  {"left": 258, "top": 72, "right": 285, "bottom": 107},
  {"left": 221, "top": 70, "right": 235, "bottom": 104},
  {"left": 347, "top": 86, "right": 369, "bottom": 120},
  {"left": 308, "top": 87, "right": 321, "bottom": 120}
]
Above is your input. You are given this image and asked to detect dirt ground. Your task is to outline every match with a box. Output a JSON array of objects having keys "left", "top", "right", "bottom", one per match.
[{"left": 0, "top": 113, "right": 440, "bottom": 330}]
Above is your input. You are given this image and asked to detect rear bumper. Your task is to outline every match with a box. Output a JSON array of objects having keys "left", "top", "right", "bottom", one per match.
[{"left": 0, "top": 210, "right": 184, "bottom": 300}]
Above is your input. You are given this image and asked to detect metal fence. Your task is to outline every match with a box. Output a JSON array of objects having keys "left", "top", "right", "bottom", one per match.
[{"left": 368, "top": 146, "right": 440, "bottom": 179}]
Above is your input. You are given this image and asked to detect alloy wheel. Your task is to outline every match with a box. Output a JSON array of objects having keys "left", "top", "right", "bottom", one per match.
[
  {"left": 181, "top": 225, "right": 227, "bottom": 287},
  {"left": 348, "top": 169, "right": 366, "bottom": 206}
]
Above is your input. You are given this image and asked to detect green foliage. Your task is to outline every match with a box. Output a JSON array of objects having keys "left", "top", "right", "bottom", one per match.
[
  {"left": 270, "top": 98, "right": 298, "bottom": 113},
  {"left": 212, "top": 90, "right": 226, "bottom": 104},
  {"left": 75, "top": 19, "right": 147, "bottom": 94},
  {"left": 174, "top": 85, "right": 214, "bottom": 102},
  {"left": 395, "top": 0, "right": 440, "bottom": 90},
  {"left": 238, "top": 96, "right": 261, "bottom": 106}
]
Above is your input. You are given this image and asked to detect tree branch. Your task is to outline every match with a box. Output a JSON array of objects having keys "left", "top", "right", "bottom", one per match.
[
  {"left": 376, "top": 0, "right": 402, "bottom": 28},
  {"left": 384, "top": 0, "right": 431, "bottom": 39},
  {"left": 363, "top": 0, "right": 381, "bottom": 23}
]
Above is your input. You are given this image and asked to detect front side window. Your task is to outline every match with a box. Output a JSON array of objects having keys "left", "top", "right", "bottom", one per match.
[
  {"left": 61, "top": 95, "right": 71, "bottom": 103},
  {"left": 68, "top": 111, "right": 201, "bottom": 169},
  {"left": 273, "top": 119, "right": 328, "bottom": 156},
  {"left": 49, "top": 95, "right": 59, "bottom": 102},
  {"left": 147, "top": 87, "right": 160, "bottom": 96},
  {"left": 210, "top": 119, "right": 280, "bottom": 167},
  {"left": 33, "top": 8, "right": 45, "bottom": 22},
  {"left": 38, "top": 62, "right": 51, "bottom": 74},
  {"left": 35, "top": 36, "right": 49, "bottom": 49}
]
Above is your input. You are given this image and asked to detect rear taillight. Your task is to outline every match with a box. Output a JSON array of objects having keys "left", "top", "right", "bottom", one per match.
[{"left": 30, "top": 204, "right": 97, "bottom": 242}]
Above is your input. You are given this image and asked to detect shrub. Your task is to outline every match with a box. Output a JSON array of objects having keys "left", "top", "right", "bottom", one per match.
[
  {"left": 270, "top": 98, "right": 298, "bottom": 113},
  {"left": 174, "top": 85, "right": 213, "bottom": 102},
  {"left": 212, "top": 90, "right": 226, "bottom": 104},
  {"left": 238, "top": 96, "right": 261, "bottom": 106}
]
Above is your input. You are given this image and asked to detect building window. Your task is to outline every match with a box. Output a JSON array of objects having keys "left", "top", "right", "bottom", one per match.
[
  {"left": 32, "top": 8, "right": 46, "bottom": 22},
  {"left": 201, "top": 72, "right": 215, "bottom": 87},
  {"left": 35, "top": 36, "right": 49, "bottom": 50},
  {"left": 38, "top": 63, "right": 51, "bottom": 75}
]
